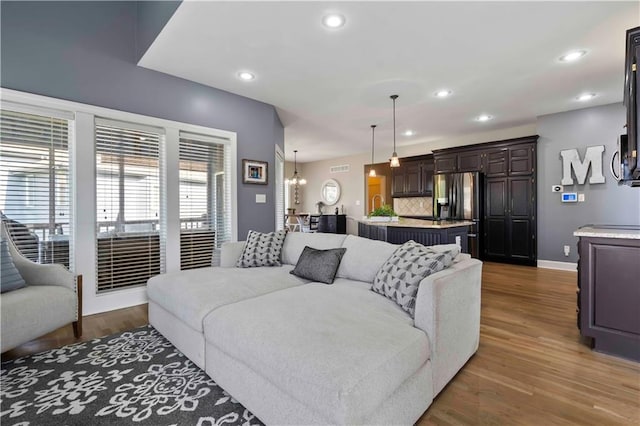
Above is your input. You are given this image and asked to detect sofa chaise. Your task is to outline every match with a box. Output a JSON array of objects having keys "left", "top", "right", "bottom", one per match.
[{"left": 147, "top": 232, "right": 482, "bottom": 425}]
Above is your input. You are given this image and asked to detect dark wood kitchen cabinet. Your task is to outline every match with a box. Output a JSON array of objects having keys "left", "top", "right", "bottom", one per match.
[
  {"left": 434, "top": 153, "right": 458, "bottom": 173},
  {"left": 483, "top": 148, "right": 509, "bottom": 177},
  {"left": 429, "top": 135, "right": 538, "bottom": 265},
  {"left": 317, "top": 214, "right": 346, "bottom": 234},
  {"left": 391, "top": 155, "right": 433, "bottom": 197},
  {"left": 508, "top": 145, "right": 535, "bottom": 176},
  {"left": 457, "top": 151, "right": 483, "bottom": 172},
  {"left": 483, "top": 176, "right": 536, "bottom": 265},
  {"left": 483, "top": 145, "right": 534, "bottom": 177},
  {"left": 576, "top": 229, "right": 640, "bottom": 361}
]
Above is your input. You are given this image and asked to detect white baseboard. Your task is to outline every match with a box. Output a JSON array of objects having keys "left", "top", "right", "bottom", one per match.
[{"left": 537, "top": 260, "right": 577, "bottom": 271}]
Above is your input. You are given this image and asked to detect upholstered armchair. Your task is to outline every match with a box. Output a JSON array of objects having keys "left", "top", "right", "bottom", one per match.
[{"left": 0, "top": 221, "right": 82, "bottom": 353}]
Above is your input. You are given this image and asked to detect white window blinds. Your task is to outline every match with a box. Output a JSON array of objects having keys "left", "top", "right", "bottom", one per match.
[
  {"left": 95, "top": 118, "right": 165, "bottom": 292},
  {"left": 179, "top": 131, "right": 232, "bottom": 270},
  {"left": 275, "top": 146, "right": 285, "bottom": 231},
  {"left": 0, "top": 108, "right": 73, "bottom": 270}
]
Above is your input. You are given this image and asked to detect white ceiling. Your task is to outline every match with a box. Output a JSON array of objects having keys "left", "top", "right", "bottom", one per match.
[{"left": 139, "top": 1, "right": 639, "bottom": 162}]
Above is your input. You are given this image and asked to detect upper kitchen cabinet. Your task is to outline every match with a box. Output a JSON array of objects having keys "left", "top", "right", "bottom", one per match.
[
  {"left": 484, "top": 143, "right": 535, "bottom": 177},
  {"left": 434, "top": 153, "right": 458, "bottom": 173},
  {"left": 508, "top": 144, "right": 535, "bottom": 176},
  {"left": 433, "top": 135, "right": 537, "bottom": 177},
  {"left": 484, "top": 148, "right": 508, "bottom": 177},
  {"left": 457, "top": 151, "right": 483, "bottom": 172},
  {"left": 434, "top": 150, "right": 483, "bottom": 173},
  {"left": 391, "top": 155, "right": 434, "bottom": 197}
]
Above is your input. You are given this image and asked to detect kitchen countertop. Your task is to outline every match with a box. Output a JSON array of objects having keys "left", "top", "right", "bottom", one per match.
[
  {"left": 574, "top": 225, "right": 640, "bottom": 240},
  {"left": 358, "top": 218, "right": 474, "bottom": 229}
]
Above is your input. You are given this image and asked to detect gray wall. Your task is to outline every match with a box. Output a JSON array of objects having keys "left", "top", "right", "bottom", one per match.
[
  {"left": 537, "top": 103, "right": 640, "bottom": 262},
  {"left": 135, "top": 1, "right": 182, "bottom": 61},
  {"left": 0, "top": 1, "right": 283, "bottom": 237}
]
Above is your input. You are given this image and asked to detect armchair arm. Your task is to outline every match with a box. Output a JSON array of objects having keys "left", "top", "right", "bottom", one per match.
[
  {"left": 4, "top": 229, "right": 75, "bottom": 290},
  {"left": 220, "top": 241, "right": 246, "bottom": 268},
  {"left": 413, "top": 257, "right": 482, "bottom": 396},
  {"left": 12, "top": 255, "right": 75, "bottom": 290}
]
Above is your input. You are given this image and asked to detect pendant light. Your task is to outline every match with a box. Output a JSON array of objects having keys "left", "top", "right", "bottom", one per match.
[
  {"left": 290, "top": 150, "right": 306, "bottom": 205},
  {"left": 369, "top": 124, "right": 377, "bottom": 177},
  {"left": 389, "top": 95, "right": 400, "bottom": 168}
]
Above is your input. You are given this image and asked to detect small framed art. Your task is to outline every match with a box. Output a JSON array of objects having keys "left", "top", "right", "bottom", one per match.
[{"left": 243, "top": 159, "right": 268, "bottom": 185}]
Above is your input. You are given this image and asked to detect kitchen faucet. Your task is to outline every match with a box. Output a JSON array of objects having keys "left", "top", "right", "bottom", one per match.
[{"left": 370, "top": 194, "right": 385, "bottom": 212}]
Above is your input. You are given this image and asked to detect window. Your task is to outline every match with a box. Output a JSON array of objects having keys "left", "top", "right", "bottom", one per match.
[
  {"left": 275, "top": 146, "right": 285, "bottom": 231},
  {"left": 0, "top": 108, "right": 73, "bottom": 268},
  {"left": 95, "top": 118, "right": 165, "bottom": 292},
  {"left": 179, "top": 131, "right": 232, "bottom": 269}
]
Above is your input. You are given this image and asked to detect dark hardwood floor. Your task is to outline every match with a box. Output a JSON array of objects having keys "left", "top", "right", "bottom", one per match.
[
  {"left": 1, "top": 304, "right": 149, "bottom": 361},
  {"left": 2, "top": 263, "right": 639, "bottom": 424}
]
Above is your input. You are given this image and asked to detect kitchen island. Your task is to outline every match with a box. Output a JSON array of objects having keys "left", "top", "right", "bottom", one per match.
[{"left": 357, "top": 218, "right": 473, "bottom": 253}]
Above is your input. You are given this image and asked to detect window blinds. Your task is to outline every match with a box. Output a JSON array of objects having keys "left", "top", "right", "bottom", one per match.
[
  {"left": 0, "top": 108, "right": 73, "bottom": 269},
  {"left": 95, "top": 118, "right": 165, "bottom": 292},
  {"left": 275, "top": 147, "right": 285, "bottom": 231},
  {"left": 179, "top": 131, "right": 231, "bottom": 270}
]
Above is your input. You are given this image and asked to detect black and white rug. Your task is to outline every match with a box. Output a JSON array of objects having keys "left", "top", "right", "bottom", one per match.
[{"left": 0, "top": 326, "right": 263, "bottom": 426}]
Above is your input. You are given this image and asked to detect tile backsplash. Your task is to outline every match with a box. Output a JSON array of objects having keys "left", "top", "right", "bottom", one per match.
[{"left": 393, "top": 197, "right": 433, "bottom": 217}]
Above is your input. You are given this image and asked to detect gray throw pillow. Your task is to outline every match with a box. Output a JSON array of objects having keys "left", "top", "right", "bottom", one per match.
[
  {"left": 236, "top": 230, "right": 287, "bottom": 268},
  {"left": 1, "top": 239, "right": 26, "bottom": 293},
  {"left": 372, "top": 240, "right": 459, "bottom": 318},
  {"left": 290, "top": 246, "right": 347, "bottom": 284}
]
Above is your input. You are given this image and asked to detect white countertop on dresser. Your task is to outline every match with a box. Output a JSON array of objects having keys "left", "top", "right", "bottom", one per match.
[{"left": 574, "top": 225, "right": 640, "bottom": 240}]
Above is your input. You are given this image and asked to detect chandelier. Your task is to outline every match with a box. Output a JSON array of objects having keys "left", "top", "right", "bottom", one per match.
[{"left": 289, "top": 150, "right": 306, "bottom": 204}]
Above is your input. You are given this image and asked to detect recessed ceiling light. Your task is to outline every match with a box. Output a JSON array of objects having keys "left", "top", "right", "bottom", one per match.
[
  {"left": 402, "top": 130, "right": 415, "bottom": 137},
  {"left": 475, "top": 114, "right": 493, "bottom": 122},
  {"left": 435, "top": 90, "right": 452, "bottom": 98},
  {"left": 322, "top": 14, "right": 345, "bottom": 29},
  {"left": 559, "top": 50, "right": 587, "bottom": 62},
  {"left": 237, "top": 71, "right": 255, "bottom": 81},
  {"left": 576, "top": 93, "right": 596, "bottom": 102}
]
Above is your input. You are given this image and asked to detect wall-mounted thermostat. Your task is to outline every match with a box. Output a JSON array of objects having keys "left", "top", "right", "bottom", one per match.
[{"left": 561, "top": 192, "right": 578, "bottom": 203}]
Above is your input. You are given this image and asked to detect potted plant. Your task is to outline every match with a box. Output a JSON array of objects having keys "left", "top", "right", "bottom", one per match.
[{"left": 366, "top": 204, "right": 400, "bottom": 222}]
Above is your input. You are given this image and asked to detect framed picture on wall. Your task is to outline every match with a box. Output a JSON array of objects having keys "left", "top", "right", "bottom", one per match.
[{"left": 242, "top": 159, "right": 268, "bottom": 185}]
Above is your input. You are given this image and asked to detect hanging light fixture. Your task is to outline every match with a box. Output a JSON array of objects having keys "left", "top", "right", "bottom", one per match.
[
  {"left": 389, "top": 95, "right": 400, "bottom": 168},
  {"left": 290, "top": 150, "right": 306, "bottom": 204},
  {"left": 369, "top": 124, "right": 377, "bottom": 177}
]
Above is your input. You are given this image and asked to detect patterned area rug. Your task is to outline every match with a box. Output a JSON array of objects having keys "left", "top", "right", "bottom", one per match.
[{"left": 0, "top": 326, "right": 263, "bottom": 425}]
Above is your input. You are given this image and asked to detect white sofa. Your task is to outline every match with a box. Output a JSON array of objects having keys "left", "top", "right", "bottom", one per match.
[{"left": 147, "top": 233, "right": 482, "bottom": 425}]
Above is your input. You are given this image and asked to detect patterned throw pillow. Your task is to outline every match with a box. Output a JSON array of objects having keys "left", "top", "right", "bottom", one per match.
[
  {"left": 372, "top": 241, "right": 459, "bottom": 318},
  {"left": 290, "top": 246, "right": 347, "bottom": 284},
  {"left": 236, "top": 230, "right": 287, "bottom": 268}
]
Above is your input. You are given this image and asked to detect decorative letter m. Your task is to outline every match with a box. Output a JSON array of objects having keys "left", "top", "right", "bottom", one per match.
[{"left": 560, "top": 146, "right": 605, "bottom": 185}]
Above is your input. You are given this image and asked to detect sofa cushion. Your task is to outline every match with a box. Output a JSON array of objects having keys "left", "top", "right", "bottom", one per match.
[
  {"left": 0, "top": 239, "right": 26, "bottom": 293},
  {"left": 336, "top": 235, "right": 397, "bottom": 283},
  {"left": 290, "top": 246, "right": 346, "bottom": 284},
  {"left": 203, "top": 284, "right": 428, "bottom": 424},
  {"left": 372, "top": 241, "right": 460, "bottom": 317},
  {"left": 236, "top": 230, "right": 287, "bottom": 268},
  {"left": 281, "top": 232, "right": 347, "bottom": 265},
  {"left": 147, "top": 265, "right": 307, "bottom": 332}
]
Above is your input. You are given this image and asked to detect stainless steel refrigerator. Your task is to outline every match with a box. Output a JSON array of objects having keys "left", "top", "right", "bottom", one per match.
[{"left": 433, "top": 172, "right": 483, "bottom": 258}]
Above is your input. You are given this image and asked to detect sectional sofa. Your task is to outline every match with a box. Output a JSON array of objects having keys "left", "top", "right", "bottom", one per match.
[{"left": 147, "top": 232, "right": 482, "bottom": 425}]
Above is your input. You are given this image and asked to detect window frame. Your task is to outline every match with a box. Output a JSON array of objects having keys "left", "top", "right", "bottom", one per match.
[
  {"left": 0, "top": 104, "right": 74, "bottom": 269},
  {"left": 1, "top": 88, "right": 237, "bottom": 315}
]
